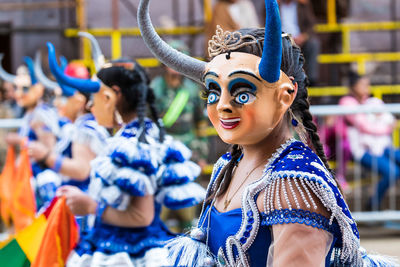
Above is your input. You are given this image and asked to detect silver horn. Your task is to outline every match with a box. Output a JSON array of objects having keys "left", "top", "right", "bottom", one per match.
[
  {"left": 34, "top": 51, "right": 59, "bottom": 90},
  {"left": 78, "top": 31, "right": 105, "bottom": 72},
  {"left": 0, "top": 53, "right": 16, "bottom": 84},
  {"left": 137, "top": 0, "right": 206, "bottom": 84}
]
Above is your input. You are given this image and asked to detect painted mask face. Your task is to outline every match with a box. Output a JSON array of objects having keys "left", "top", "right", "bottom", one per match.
[
  {"left": 91, "top": 84, "right": 117, "bottom": 128},
  {"left": 204, "top": 52, "right": 294, "bottom": 145},
  {"left": 15, "top": 83, "right": 44, "bottom": 108},
  {"left": 14, "top": 66, "right": 42, "bottom": 108}
]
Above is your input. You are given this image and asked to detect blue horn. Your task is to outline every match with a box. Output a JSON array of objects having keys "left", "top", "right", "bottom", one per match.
[
  {"left": 259, "top": 0, "right": 282, "bottom": 83},
  {"left": 47, "top": 42, "right": 100, "bottom": 93},
  {"left": 59, "top": 55, "right": 68, "bottom": 71},
  {"left": 36, "top": 51, "right": 76, "bottom": 96},
  {"left": 0, "top": 53, "right": 16, "bottom": 84},
  {"left": 24, "top": 56, "right": 38, "bottom": 85}
]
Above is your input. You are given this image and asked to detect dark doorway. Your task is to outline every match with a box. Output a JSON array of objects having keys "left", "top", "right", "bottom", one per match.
[{"left": 0, "top": 23, "right": 12, "bottom": 72}]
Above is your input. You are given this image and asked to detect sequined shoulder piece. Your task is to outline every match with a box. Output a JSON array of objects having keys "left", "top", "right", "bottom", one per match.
[{"left": 260, "top": 141, "right": 363, "bottom": 266}]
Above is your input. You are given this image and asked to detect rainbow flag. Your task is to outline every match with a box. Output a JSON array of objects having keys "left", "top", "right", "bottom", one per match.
[{"left": 0, "top": 197, "right": 79, "bottom": 267}]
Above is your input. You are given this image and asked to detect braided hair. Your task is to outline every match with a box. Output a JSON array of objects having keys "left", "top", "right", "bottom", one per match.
[
  {"left": 206, "top": 28, "right": 335, "bottom": 205},
  {"left": 96, "top": 59, "right": 165, "bottom": 143}
]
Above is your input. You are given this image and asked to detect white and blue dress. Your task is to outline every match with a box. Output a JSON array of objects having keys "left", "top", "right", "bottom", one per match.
[
  {"left": 62, "top": 113, "right": 110, "bottom": 191},
  {"left": 168, "top": 139, "right": 397, "bottom": 267},
  {"left": 68, "top": 118, "right": 206, "bottom": 266}
]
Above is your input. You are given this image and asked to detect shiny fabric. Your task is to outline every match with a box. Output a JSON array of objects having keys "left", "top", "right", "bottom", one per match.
[
  {"left": 195, "top": 140, "right": 364, "bottom": 266},
  {"left": 202, "top": 206, "right": 272, "bottom": 266}
]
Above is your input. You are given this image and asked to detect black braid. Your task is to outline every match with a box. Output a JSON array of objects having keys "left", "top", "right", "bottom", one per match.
[
  {"left": 147, "top": 88, "right": 166, "bottom": 142},
  {"left": 97, "top": 59, "right": 155, "bottom": 143},
  {"left": 294, "top": 92, "right": 332, "bottom": 171},
  {"left": 205, "top": 144, "right": 242, "bottom": 206},
  {"left": 280, "top": 37, "right": 332, "bottom": 173}
]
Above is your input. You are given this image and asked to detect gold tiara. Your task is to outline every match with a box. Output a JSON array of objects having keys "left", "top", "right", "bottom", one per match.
[
  {"left": 208, "top": 26, "right": 295, "bottom": 58},
  {"left": 207, "top": 26, "right": 260, "bottom": 58}
]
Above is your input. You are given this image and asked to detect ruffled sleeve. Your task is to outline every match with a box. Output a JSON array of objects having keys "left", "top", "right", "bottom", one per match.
[
  {"left": 155, "top": 136, "right": 206, "bottom": 210},
  {"left": 91, "top": 138, "right": 159, "bottom": 196},
  {"left": 73, "top": 115, "right": 110, "bottom": 156},
  {"left": 31, "top": 104, "right": 60, "bottom": 137}
]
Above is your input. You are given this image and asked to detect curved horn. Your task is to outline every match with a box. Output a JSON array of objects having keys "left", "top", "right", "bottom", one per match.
[
  {"left": 47, "top": 42, "right": 100, "bottom": 93},
  {"left": 0, "top": 53, "right": 16, "bottom": 83},
  {"left": 34, "top": 51, "right": 59, "bottom": 90},
  {"left": 24, "top": 56, "right": 38, "bottom": 85},
  {"left": 59, "top": 55, "right": 68, "bottom": 71},
  {"left": 78, "top": 31, "right": 105, "bottom": 72},
  {"left": 259, "top": 0, "right": 282, "bottom": 83},
  {"left": 137, "top": 0, "right": 206, "bottom": 84},
  {"left": 45, "top": 48, "right": 76, "bottom": 96}
]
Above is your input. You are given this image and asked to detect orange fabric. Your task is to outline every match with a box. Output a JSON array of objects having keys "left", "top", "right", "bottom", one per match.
[
  {"left": 0, "top": 146, "right": 16, "bottom": 226},
  {"left": 12, "top": 147, "right": 36, "bottom": 232},
  {"left": 31, "top": 197, "right": 79, "bottom": 267}
]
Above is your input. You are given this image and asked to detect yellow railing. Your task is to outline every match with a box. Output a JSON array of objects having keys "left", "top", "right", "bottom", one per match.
[
  {"left": 315, "top": 0, "right": 400, "bottom": 74},
  {"left": 67, "top": 1, "right": 400, "bottom": 99},
  {"left": 308, "top": 84, "right": 400, "bottom": 99}
]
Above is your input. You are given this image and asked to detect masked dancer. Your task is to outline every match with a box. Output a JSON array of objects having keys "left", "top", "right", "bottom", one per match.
[
  {"left": 138, "top": 0, "right": 398, "bottom": 266},
  {"left": 52, "top": 56, "right": 205, "bottom": 266},
  {"left": 1, "top": 55, "right": 62, "bottom": 211}
]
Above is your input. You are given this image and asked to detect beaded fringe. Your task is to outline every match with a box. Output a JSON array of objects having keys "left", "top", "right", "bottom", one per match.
[{"left": 263, "top": 172, "right": 362, "bottom": 266}]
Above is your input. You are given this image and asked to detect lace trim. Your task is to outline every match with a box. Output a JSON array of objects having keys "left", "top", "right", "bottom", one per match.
[{"left": 260, "top": 209, "right": 340, "bottom": 235}]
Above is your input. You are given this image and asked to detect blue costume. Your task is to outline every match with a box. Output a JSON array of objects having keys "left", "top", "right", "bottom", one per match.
[
  {"left": 68, "top": 118, "right": 205, "bottom": 266},
  {"left": 199, "top": 139, "right": 358, "bottom": 266},
  {"left": 57, "top": 113, "right": 110, "bottom": 233},
  {"left": 168, "top": 139, "right": 397, "bottom": 266},
  {"left": 62, "top": 113, "right": 110, "bottom": 191}
]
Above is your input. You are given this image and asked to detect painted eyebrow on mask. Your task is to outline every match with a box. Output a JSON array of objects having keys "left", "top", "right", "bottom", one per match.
[
  {"left": 202, "top": 71, "right": 219, "bottom": 82},
  {"left": 228, "top": 70, "right": 262, "bottom": 82},
  {"left": 228, "top": 78, "right": 257, "bottom": 94}
]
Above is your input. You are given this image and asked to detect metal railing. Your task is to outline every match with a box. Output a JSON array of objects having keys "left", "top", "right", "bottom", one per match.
[{"left": 313, "top": 104, "right": 400, "bottom": 222}]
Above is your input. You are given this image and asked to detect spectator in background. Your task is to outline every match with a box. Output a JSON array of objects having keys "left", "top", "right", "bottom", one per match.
[
  {"left": 0, "top": 80, "right": 15, "bottom": 168},
  {"left": 151, "top": 40, "right": 208, "bottom": 232},
  {"left": 205, "top": 0, "right": 259, "bottom": 57},
  {"left": 1, "top": 80, "right": 23, "bottom": 118},
  {"left": 319, "top": 108, "right": 351, "bottom": 192},
  {"left": 278, "top": 0, "right": 320, "bottom": 85},
  {"left": 339, "top": 72, "right": 399, "bottom": 209},
  {"left": 152, "top": 40, "right": 208, "bottom": 166}
]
